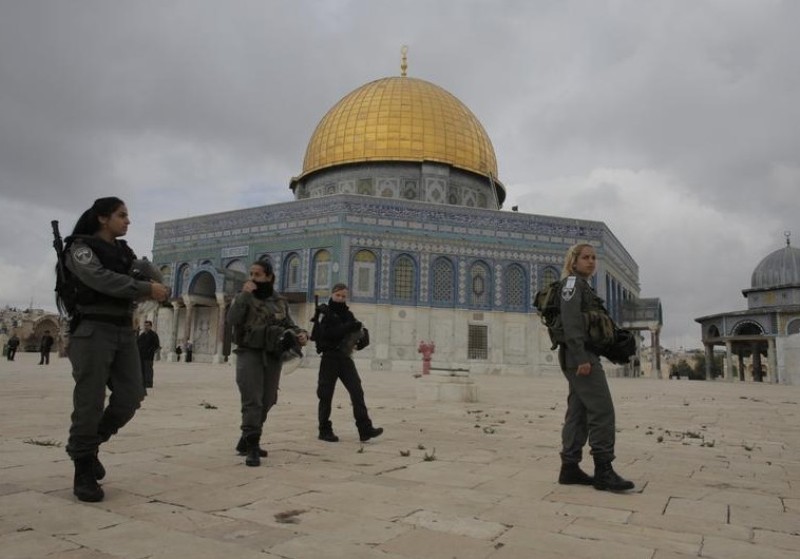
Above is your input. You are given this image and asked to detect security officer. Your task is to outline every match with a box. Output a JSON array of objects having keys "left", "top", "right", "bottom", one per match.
[
  {"left": 556, "top": 243, "right": 634, "bottom": 492},
  {"left": 62, "top": 197, "right": 169, "bottom": 502},
  {"left": 228, "top": 260, "right": 308, "bottom": 467},
  {"left": 314, "top": 283, "right": 382, "bottom": 443}
]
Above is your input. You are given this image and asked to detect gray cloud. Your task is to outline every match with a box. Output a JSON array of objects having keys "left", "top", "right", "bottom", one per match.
[{"left": 1, "top": 0, "right": 798, "bottom": 349}]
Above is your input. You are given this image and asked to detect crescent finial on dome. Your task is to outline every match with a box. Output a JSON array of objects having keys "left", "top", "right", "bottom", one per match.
[
  {"left": 786, "top": 230, "right": 791, "bottom": 246},
  {"left": 401, "top": 45, "right": 408, "bottom": 77}
]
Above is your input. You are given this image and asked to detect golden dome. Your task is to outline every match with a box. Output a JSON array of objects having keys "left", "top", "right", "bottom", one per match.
[{"left": 299, "top": 76, "right": 499, "bottom": 182}]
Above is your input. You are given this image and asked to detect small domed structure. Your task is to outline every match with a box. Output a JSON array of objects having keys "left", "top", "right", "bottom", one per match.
[
  {"left": 696, "top": 232, "right": 800, "bottom": 385},
  {"left": 751, "top": 239, "right": 800, "bottom": 289}
]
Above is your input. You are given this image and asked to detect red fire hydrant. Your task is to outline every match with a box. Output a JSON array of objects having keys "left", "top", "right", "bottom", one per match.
[{"left": 418, "top": 340, "right": 435, "bottom": 375}]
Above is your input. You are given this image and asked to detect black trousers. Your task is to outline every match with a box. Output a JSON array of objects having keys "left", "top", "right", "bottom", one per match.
[
  {"left": 317, "top": 350, "right": 371, "bottom": 433},
  {"left": 39, "top": 350, "right": 51, "bottom": 365}
]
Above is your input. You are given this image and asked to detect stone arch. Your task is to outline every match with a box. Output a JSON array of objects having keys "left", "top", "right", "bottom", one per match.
[
  {"left": 707, "top": 324, "right": 721, "bottom": 338},
  {"left": 225, "top": 259, "right": 247, "bottom": 275},
  {"left": 732, "top": 320, "right": 764, "bottom": 336},
  {"left": 787, "top": 318, "right": 800, "bottom": 336},
  {"left": 189, "top": 271, "right": 217, "bottom": 298}
]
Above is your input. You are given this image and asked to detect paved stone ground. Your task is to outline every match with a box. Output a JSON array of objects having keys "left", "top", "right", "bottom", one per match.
[{"left": 1, "top": 352, "right": 799, "bottom": 559}]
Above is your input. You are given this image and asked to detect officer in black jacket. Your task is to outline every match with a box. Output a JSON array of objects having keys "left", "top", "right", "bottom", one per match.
[
  {"left": 315, "top": 283, "right": 382, "bottom": 443},
  {"left": 556, "top": 243, "right": 634, "bottom": 492},
  {"left": 61, "top": 197, "right": 169, "bottom": 502}
]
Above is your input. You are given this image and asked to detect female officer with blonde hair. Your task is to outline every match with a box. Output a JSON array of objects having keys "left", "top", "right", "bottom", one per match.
[{"left": 556, "top": 243, "right": 634, "bottom": 491}]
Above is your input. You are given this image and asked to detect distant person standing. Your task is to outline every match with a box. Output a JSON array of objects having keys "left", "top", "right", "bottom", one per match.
[
  {"left": 59, "top": 196, "right": 169, "bottom": 502},
  {"left": 39, "top": 330, "right": 55, "bottom": 365},
  {"left": 137, "top": 321, "right": 160, "bottom": 392},
  {"left": 6, "top": 334, "right": 20, "bottom": 361}
]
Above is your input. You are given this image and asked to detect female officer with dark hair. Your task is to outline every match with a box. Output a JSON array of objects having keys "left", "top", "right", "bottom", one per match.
[
  {"left": 62, "top": 197, "right": 169, "bottom": 501},
  {"left": 556, "top": 243, "right": 634, "bottom": 492}
]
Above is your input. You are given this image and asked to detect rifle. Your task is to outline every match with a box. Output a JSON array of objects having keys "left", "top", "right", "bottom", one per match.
[
  {"left": 51, "top": 220, "right": 69, "bottom": 316},
  {"left": 309, "top": 295, "right": 327, "bottom": 342}
]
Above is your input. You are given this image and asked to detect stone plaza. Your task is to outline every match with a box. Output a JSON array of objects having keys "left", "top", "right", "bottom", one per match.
[{"left": 1, "top": 354, "right": 799, "bottom": 558}]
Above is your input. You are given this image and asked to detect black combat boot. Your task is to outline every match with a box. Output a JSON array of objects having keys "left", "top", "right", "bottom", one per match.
[
  {"left": 244, "top": 434, "right": 262, "bottom": 467},
  {"left": 558, "top": 463, "right": 594, "bottom": 485},
  {"left": 236, "top": 435, "right": 267, "bottom": 457},
  {"left": 93, "top": 451, "right": 106, "bottom": 481},
  {"left": 73, "top": 456, "right": 104, "bottom": 502},
  {"left": 593, "top": 459, "right": 635, "bottom": 491},
  {"left": 318, "top": 428, "right": 339, "bottom": 442},
  {"left": 358, "top": 426, "right": 384, "bottom": 442}
]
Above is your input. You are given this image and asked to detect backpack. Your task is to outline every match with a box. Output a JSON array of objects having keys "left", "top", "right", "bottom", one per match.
[
  {"left": 533, "top": 280, "right": 563, "bottom": 349},
  {"left": 533, "top": 280, "right": 561, "bottom": 330}
]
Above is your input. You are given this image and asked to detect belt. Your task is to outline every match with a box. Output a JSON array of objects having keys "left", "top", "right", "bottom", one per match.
[{"left": 81, "top": 314, "right": 133, "bottom": 327}]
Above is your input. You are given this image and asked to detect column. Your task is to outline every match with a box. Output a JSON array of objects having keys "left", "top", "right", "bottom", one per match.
[
  {"left": 213, "top": 293, "right": 227, "bottom": 364},
  {"left": 768, "top": 338, "right": 778, "bottom": 384},
  {"left": 653, "top": 328, "right": 662, "bottom": 379},
  {"left": 168, "top": 301, "right": 181, "bottom": 362},
  {"left": 182, "top": 298, "right": 195, "bottom": 347},
  {"left": 704, "top": 343, "right": 713, "bottom": 380},
  {"left": 725, "top": 340, "right": 734, "bottom": 382},
  {"left": 650, "top": 329, "right": 657, "bottom": 378},
  {"left": 738, "top": 353, "right": 745, "bottom": 382},
  {"left": 752, "top": 342, "right": 764, "bottom": 382}
]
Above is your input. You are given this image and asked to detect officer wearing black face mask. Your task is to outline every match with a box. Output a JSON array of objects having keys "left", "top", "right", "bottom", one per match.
[
  {"left": 227, "top": 260, "right": 308, "bottom": 466},
  {"left": 315, "top": 283, "right": 382, "bottom": 443}
]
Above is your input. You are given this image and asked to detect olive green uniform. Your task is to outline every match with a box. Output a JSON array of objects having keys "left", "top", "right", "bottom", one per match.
[
  {"left": 227, "top": 291, "right": 302, "bottom": 439},
  {"left": 65, "top": 237, "right": 152, "bottom": 460},
  {"left": 557, "top": 275, "right": 616, "bottom": 464}
]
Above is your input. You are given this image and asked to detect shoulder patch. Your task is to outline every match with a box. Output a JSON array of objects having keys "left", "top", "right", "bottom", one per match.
[
  {"left": 561, "top": 276, "right": 577, "bottom": 301},
  {"left": 73, "top": 246, "right": 93, "bottom": 265}
]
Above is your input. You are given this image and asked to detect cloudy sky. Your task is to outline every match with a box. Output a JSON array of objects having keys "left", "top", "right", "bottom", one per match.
[{"left": 1, "top": 0, "right": 797, "bottom": 349}]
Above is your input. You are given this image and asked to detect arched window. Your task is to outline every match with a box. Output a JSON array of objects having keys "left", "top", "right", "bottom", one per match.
[
  {"left": 225, "top": 259, "right": 247, "bottom": 275},
  {"left": 505, "top": 264, "right": 526, "bottom": 310},
  {"left": 788, "top": 319, "right": 800, "bottom": 336},
  {"left": 176, "top": 263, "right": 190, "bottom": 295},
  {"left": 312, "top": 250, "right": 331, "bottom": 294},
  {"left": 200, "top": 259, "right": 213, "bottom": 267},
  {"left": 707, "top": 325, "right": 720, "bottom": 338},
  {"left": 431, "top": 257, "right": 455, "bottom": 306},
  {"left": 392, "top": 254, "right": 416, "bottom": 302},
  {"left": 284, "top": 253, "right": 301, "bottom": 291},
  {"left": 470, "top": 261, "right": 491, "bottom": 307},
  {"left": 351, "top": 250, "right": 377, "bottom": 298}
]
